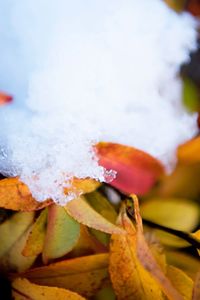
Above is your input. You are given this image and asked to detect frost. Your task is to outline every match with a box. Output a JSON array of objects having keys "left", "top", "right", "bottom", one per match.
[{"left": 0, "top": 0, "right": 198, "bottom": 204}]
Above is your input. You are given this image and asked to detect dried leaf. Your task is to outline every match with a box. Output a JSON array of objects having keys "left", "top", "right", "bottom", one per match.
[
  {"left": 65, "top": 196, "right": 125, "bottom": 235},
  {"left": 0, "top": 91, "right": 12, "bottom": 105},
  {"left": 141, "top": 197, "right": 200, "bottom": 247},
  {"left": 133, "top": 195, "right": 184, "bottom": 300},
  {"left": 167, "top": 265, "right": 194, "bottom": 300},
  {"left": 20, "top": 253, "right": 109, "bottom": 298},
  {"left": 12, "top": 278, "right": 85, "bottom": 300},
  {"left": 42, "top": 204, "right": 80, "bottom": 263},
  {"left": 96, "top": 142, "right": 164, "bottom": 195},
  {"left": 0, "top": 178, "right": 52, "bottom": 211},
  {"left": 22, "top": 209, "right": 47, "bottom": 257},
  {"left": 109, "top": 204, "right": 164, "bottom": 300}
]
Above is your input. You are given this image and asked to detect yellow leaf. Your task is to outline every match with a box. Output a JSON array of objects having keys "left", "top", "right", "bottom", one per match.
[
  {"left": 0, "top": 212, "right": 34, "bottom": 258},
  {"left": 166, "top": 251, "right": 200, "bottom": 280},
  {"left": 65, "top": 196, "right": 125, "bottom": 235},
  {"left": 12, "top": 278, "right": 85, "bottom": 300},
  {"left": 0, "top": 178, "right": 52, "bottom": 211},
  {"left": 167, "top": 265, "right": 194, "bottom": 300},
  {"left": 20, "top": 253, "right": 109, "bottom": 298},
  {"left": 22, "top": 209, "right": 47, "bottom": 257},
  {"left": 141, "top": 197, "right": 199, "bottom": 247},
  {"left": 0, "top": 213, "right": 37, "bottom": 272},
  {"left": 109, "top": 204, "right": 164, "bottom": 300}
]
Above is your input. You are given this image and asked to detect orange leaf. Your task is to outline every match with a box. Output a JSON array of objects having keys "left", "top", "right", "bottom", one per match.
[
  {"left": 109, "top": 203, "right": 165, "bottom": 300},
  {"left": 192, "top": 272, "right": 200, "bottom": 300},
  {"left": 65, "top": 196, "right": 125, "bottom": 235},
  {"left": 19, "top": 254, "right": 109, "bottom": 298},
  {"left": 132, "top": 195, "right": 184, "bottom": 300},
  {"left": 96, "top": 142, "right": 164, "bottom": 195},
  {"left": 12, "top": 278, "right": 85, "bottom": 300},
  {"left": 0, "top": 178, "right": 52, "bottom": 211},
  {"left": 0, "top": 177, "right": 99, "bottom": 211},
  {"left": 177, "top": 137, "right": 200, "bottom": 164},
  {"left": 0, "top": 91, "right": 12, "bottom": 105}
]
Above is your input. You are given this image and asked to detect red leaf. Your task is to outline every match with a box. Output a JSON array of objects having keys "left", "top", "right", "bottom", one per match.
[
  {"left": 96, "top": 142, "right": 165, "bottom": 195},
  {"left": 0, "top": 91, "right": 12, "bottom": 105}
]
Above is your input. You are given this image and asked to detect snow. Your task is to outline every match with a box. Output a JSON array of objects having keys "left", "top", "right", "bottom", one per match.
[{"left": 0, "top": 0, "right": 198, "bottom": 204}]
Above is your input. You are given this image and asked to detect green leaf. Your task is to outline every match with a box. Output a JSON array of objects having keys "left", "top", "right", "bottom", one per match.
[
  {"left": 42, "top": 204, "right": 80, "bottom": 263},
  {"left": 22, "top": 209, "right": 47, "bottom": 257}
]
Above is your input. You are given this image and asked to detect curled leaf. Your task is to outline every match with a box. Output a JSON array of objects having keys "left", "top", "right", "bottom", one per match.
[{"left": 109, "top": 204, "right": 164, "bottom": 300}]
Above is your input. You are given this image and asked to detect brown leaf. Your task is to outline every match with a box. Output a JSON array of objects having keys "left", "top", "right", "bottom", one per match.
[
  {"left": 12, "top": 277, "right": 85, "bottom": 300},
  {"left": 96, "top": 142, "right": 164, "bottom": 195},
  {"left": 65, "top": 196, "right": 125, "bottom": 235},
  {"left": 19, "top": 254, "right": 109, "bottom": 298},
  {"left": 0, "top": 178, "right": 52, "bottom": 211}
]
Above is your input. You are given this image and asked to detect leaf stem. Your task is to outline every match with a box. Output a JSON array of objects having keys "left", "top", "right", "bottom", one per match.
[{"left": 143, "top": 218, "right": 200, "bottom": 249}]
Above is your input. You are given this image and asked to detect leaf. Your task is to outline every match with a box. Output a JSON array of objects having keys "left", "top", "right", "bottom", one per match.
[
  {"left": 70, "top": 225, "right": 108, "bottom": 257},
  {"left": 0, "top": 91, "right": 12, "bottom": 105},
  {"left": 132, "top": 195, "right": 183, "bottom": 300},
  {"left": 22, "top": 209, "right": 47, "bottom": 257},
  {"left": 167, "top": 265, "right": 194, "bottom": 300},
  {"left": 0, "top": 225, "right": 37, "bottom": 273},
  {"left": 140, "top": 197, "right": 200, "bottom": 247},
  {"left": 192, "top": 272, "right": 200, "bottom": 300},
  {"left": 65, "top": 178, "right": 101, "bottom": 195},
  {"left": 20, "top": 254, "right": 109, "bottom": 298},
  {"left": 0, "top": 212, "right": 36, "bottom": 272},
  {"left": 177, "top": 137, "right": 200, "bottom": 164},
  {"left": 85, "top": 191, "right": 117, "bottom": 245},
  {"left": 12, "top": 278, "right": 85, "bottom": 300},
  {"left": 96, "top": 142, "right": 164, "bottom": 195},
  {"left": 65, "top": 196, "right": 125, "bottom": 235},
  {"left": 109, "top": 204, "right": 164, "bottom": 300},
  {"left": 42, "top": 204, "right": 80, "bottom": 263},
  {"left": 0, "top": 212, "right": 34, "bottom": 258},
  {"left": 191, "top": 229, "right": 200, "bottom": 255},
  {"left": 166, "top": 251, "right": 200, "bottom": 280},
  {"left": 0, "top": 178, "right": 52, "bottom": 211}
]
